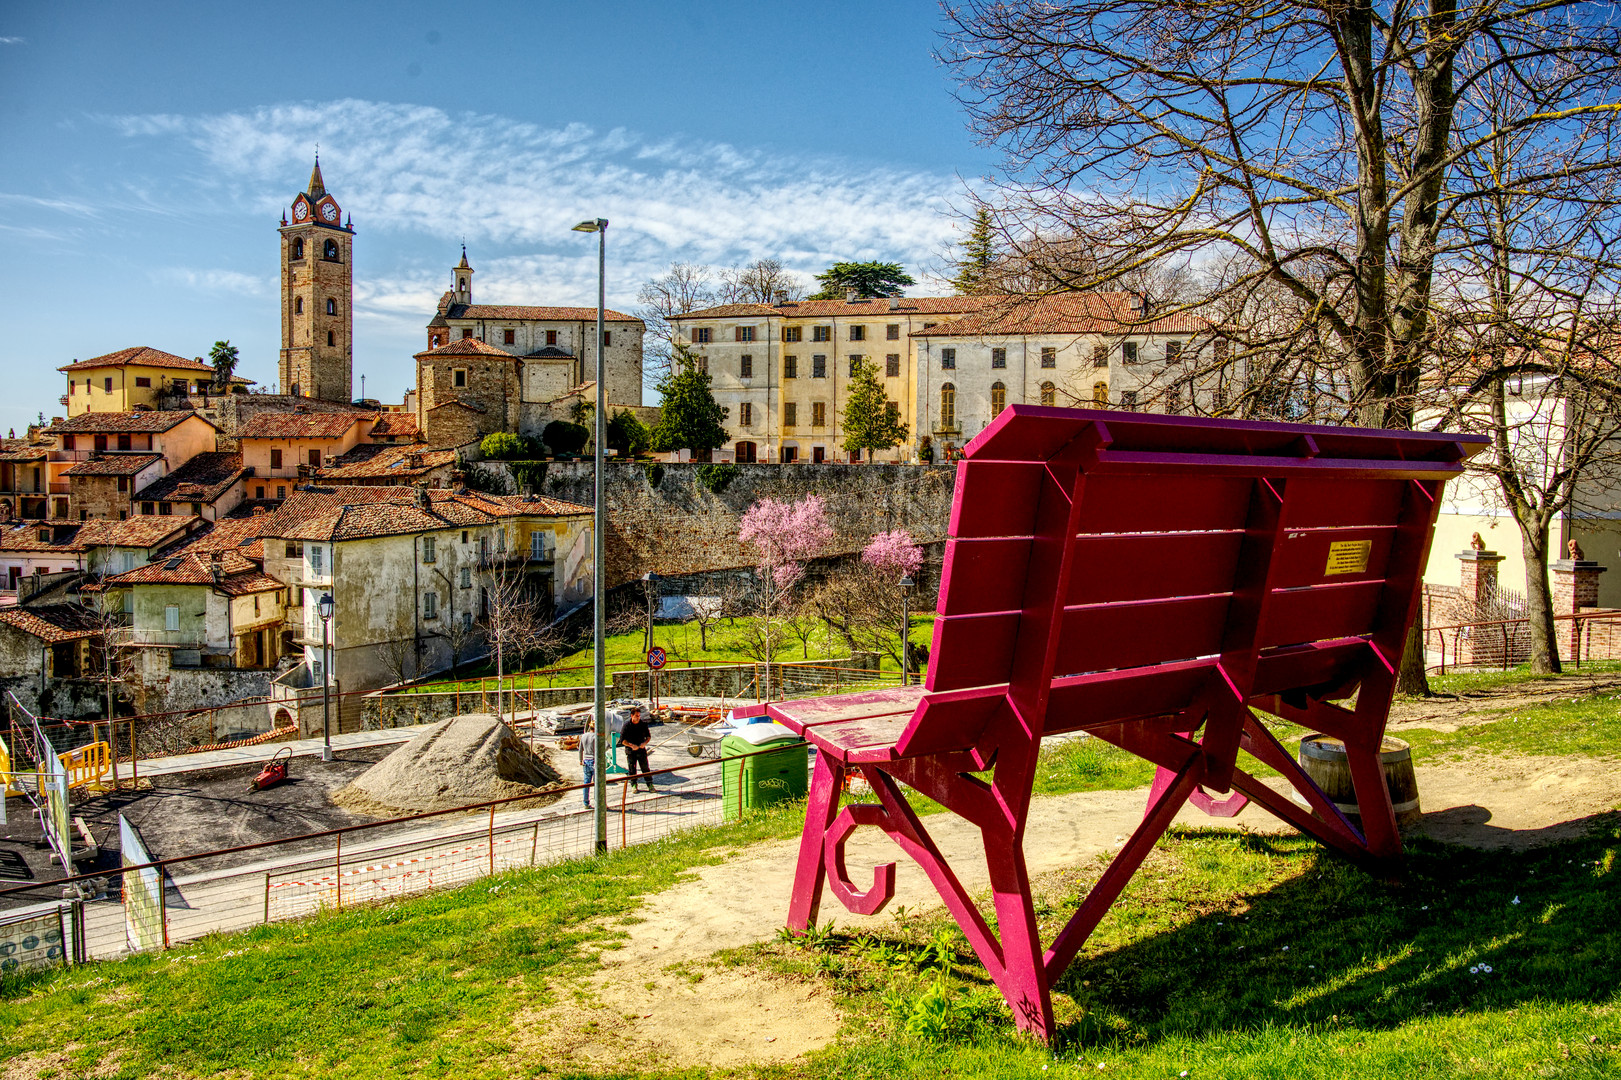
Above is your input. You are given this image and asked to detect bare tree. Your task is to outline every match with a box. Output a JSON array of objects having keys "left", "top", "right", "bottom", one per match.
[
  {"left": 942, "top": 0, "right": 1621, "bottom": 692},
  {"left": 721, "top": 258, "right": 806, "bottom": 304},
  {"left": 1423, "top": 43, "right": 1621, "bottom": 671},
  {"left": 377, "top": 635, "right": 415, "bottom": 688},
  {"left": 637, "top": 262, "right": 722, "bottom": 380},
  {"left": 480, "top": 561, "right": 548, "bottom": 727},
  {"left": 687, "top": 594, "right": 724, "bottom": 652}
]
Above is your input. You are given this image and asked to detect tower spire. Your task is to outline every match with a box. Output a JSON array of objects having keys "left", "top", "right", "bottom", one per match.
[{"left": 307, "top": 150, "right": 327, "bottom": 199}]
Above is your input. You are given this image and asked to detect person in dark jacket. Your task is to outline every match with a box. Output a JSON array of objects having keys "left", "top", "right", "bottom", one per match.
[{"left": 620, "top": 707, "right": 654, "bottom": 793}]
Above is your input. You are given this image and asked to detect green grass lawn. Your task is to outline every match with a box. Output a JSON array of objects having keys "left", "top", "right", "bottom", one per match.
[
  {"left": 407, "top": 614, "right": 938, "bottom": 695},
  {"left": 7, "top": 676, "right": 1618, "bottom": 1079},
  {"left": 1418, "top": 658, "right": 1621, "bottom": 699}
]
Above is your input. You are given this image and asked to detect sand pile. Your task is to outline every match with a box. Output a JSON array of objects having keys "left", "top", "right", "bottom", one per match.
[{"left": 334, "top": 714, "right": 562, "bottom": 815}]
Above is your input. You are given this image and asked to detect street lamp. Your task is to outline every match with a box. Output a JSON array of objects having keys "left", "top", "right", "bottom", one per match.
[
  {"left": 573, "top": 216, "right": 609, "bottom": 853},
  {"left": 318, "top": 591, "right": 335, "bottom": 762},
  {"left": 898, "top": 574, "right": 915, "bottom": 686}
]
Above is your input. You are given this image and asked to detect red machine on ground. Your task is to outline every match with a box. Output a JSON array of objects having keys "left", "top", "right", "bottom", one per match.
[
  {"left": 746, "top": 406, "right": 1487, "bottom": 1041},
  {"left": 249, "top": 746, "right": 293, "bottom": 792}
]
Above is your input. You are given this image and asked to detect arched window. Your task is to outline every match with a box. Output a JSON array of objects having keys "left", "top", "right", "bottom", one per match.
[
  {"left": 458, "top": 277, "right": 468, "bottom": 295},
  {"left": 991, "top": 381, "right": 1007, "bottom": 418},
  {"left": 1040, "top": 381, "right": 1056, "bottom": 407},
  {"left": 1093, "top": 381, "right": 1109, "bottom": 405},
  {"left": 323, "top": 239, "right": 339, "bottom": 261},
  {"left": 940, "top": 382, "right": 956, "bottom": 428},
  {"left": 294, "top": 297, "right": 303, "bottom": 315},
  {"left": 291, "top": 238, "right": 304, "bottom": 260},
  {"left": 326, "top": 298, "right": 336, "bottom": 315}
]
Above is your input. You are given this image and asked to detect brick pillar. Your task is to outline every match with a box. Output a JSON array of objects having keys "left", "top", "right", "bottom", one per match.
[
  {"left": 1457, "top": 548, "right": 1504, "bottom": 665},
  {"left": 1551, "top": 558, "right": 1607, "bottom": 662}
]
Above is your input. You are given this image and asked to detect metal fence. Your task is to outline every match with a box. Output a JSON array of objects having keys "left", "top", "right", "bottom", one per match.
[
  {"left": 0, "top": 738, "right": 793, "bottom": 969},
  {"left": 1426, "top": 608, "right": 1621, "bottom": 672}
]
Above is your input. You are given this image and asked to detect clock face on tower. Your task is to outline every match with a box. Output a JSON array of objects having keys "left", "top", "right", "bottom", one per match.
[
  {"left": 320, "top": 201, "right": 339, "bottom": 222},
  {"left": 292, "top": 200, "right": 310, "bottom": 222}
]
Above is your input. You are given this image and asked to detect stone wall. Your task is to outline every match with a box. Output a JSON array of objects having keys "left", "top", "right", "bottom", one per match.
[
  {"left": 361, "top": 653, "right": 882, "bottom": 729},
  {"left": 520, "top": 461, "right": 957, "bottom": 587}
]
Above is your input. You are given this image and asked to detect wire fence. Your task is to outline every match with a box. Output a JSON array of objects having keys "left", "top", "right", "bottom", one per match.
[{"left": 0, "top": 733, "right": 794, "bottom": 971}]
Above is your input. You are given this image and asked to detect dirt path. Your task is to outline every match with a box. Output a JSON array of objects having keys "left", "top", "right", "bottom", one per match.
[{"left": 520, "top": 742, "right": 1621, "bottom": 1071}]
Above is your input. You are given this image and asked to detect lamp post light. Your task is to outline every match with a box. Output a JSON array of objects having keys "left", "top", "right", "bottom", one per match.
[
  {"left": 898, "top": 574, "right": 915, "bottom": 686},
  {"left": 573, "top": 216, "right": 609, "bottom": 854},
  {"left": 318, "top": 591, "right": 335, "bottom": 762}
]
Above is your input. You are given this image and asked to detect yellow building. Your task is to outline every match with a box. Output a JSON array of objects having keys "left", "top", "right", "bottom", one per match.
[{"left": 58, "top": 346, "right": 252, "bottom": 416}]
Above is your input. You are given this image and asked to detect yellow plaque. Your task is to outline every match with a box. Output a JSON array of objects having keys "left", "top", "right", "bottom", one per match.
[{"left": 1324, "top": 539, "right": 1373, "bottom": 576}]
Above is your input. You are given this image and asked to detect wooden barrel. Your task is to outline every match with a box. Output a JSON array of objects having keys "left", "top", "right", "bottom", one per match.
[{"left": 1298, "top": 734, "right": 1422, "bottom": 828}]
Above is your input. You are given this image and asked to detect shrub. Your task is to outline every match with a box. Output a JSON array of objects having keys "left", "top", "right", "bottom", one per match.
[
  {"left": 696, "top": 463, "right": 738, "bottom": 493},
  {"left": 645, "top": 463, "right": 665, "bottom": 488},
  {"left": 480, "top": 432, "right": 526, "bottom": 460},
  {"left": 607, "top": 409, "right": 651, "bottom": 456},
  {"left": 542, "top": 421, "right": 590, "bottom": 456}
]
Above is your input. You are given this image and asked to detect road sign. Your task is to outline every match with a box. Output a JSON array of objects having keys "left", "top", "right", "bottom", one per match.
[{"left": 646, "top": 647, "right": 667, "bottom": 670}]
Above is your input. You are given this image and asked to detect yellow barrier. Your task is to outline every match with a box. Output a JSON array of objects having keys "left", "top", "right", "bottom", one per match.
[
  {"left": 59, "top": 742, "right": 111, "bottom": 790},
  {"left": 0, "top": 735, "right": 20, "bottom": 797}
]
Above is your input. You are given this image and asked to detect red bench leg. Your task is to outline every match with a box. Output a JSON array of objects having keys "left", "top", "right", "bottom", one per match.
[
  {"left": 1344, "top": 734, "right": 1402, "bottom": 858},
  {"left": 787, "top": 750, "right": 846, "bottom": 931}
]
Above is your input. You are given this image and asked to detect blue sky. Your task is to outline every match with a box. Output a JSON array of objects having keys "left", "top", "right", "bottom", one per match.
[{"left": 0, "top": 0, "right": 994, "bottom": 429}]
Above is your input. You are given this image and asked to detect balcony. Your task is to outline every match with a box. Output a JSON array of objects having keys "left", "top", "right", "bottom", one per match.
[
  {"left": 123, "top": 628, "right": 209, "bottom": 649},
  {"left": 48, "top": 481, "right": 70, "bottom": 495}
]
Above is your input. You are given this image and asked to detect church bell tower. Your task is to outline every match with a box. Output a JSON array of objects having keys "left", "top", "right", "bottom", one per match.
[{"left": 279, "top": 155, "right": 354, "bottom": 401}]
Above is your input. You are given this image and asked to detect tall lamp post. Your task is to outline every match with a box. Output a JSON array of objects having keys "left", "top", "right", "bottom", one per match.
[
  {"left": 318, "top": 591, "right": 335, "bottom": 761},
  {"left": 642, "top": 572, "right": 660, "bottom": 653},
  {"left": 573, "top": 216, "right": 609, "bottom": 853},
  {"left": 898, "top": 574, "right": 914, "bottom": 686}
]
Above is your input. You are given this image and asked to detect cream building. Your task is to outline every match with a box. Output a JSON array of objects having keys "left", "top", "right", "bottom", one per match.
[
  {"left": 671, "top": 292, "right": 1214, "bottom": 462},
  {"left": 418, "top": 249, "right": 645, "bottom": 445},
  {"left": 58, "top": 347, "right": 253, "bottom": 416}
]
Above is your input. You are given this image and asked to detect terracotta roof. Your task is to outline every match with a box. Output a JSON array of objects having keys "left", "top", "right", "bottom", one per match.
[
  {"left": 525, "top": 346, "right": 574, "bottom": 360},
  {"left": 134, "top": 453, "right": 247, "bottom": 503},
  {"left": 0, "top": 522, "right": 83, "bottom": 554},
  {"left": 104, "top": 548, "right": 281, "bottom": 595},
  {"left": 0, "top": 604, "right": 104, "bottom": 644},
  {"left": 62, "top": 453, "right": 162, "bottom": 477},
  {"left": 73, "top": 517, "right": 196, "bottom": 549},
  {"left": 264, "top": 485, "right": 589, "bottom": 543},
  {"left": 676, "top": 297, "right": 998, "bottom": 320},
  {"left": 370, "top": 413, "right": 420, "bottom": 438},
  {"left": 239, "top": 412, "right": 370, "bottom": 439},
  {"left": 444, "top": 303, "right": 640, "bottom": 323},
  {"left": 57, "top": 347, "right": 213, "bottom": 374},
  {"left": 47, "top": 411, "right": 209, "bottom": 435},
  {"left": 314, "top": 444, "right": 457, "bottom": 482},
  {"left": 908, "top": 292, "right": 1210, "bottom": 337},
  {"left": 0, "top": 440, "right": 49, "bottom": 463},
  {"left": 413, "top": 337, "right": 517, "bottom": 360},
  {"left": 167, "top": 513, "right": 271, "bottom": 561}
]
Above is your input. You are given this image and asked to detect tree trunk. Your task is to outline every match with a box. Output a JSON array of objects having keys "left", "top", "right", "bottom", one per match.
[
  {"left": 1519, "top": 520, "right": 1562, "bottom": 674},
  {"left": 1394, "top": 621, "right": 1431, "bottom": 696}
]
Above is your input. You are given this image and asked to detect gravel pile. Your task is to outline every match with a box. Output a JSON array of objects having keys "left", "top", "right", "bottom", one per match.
[{"left": 334, "top": 714, "right": 562, "bottom": 815}]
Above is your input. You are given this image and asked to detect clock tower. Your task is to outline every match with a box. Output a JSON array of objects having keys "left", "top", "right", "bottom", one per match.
[{"left": 279, "top": 155, "right": 354, "bottom": 402}]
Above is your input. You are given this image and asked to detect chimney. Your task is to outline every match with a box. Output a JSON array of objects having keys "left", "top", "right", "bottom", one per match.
[
  {"left": 774, "top": 290, "right": 788, "bottom": 305},
  {"left": 845, "top": 289, "right": 859, "bottom": 303},
  {"left": 414, "top": 485, "right": 432, "bottom": 510},
  {"left": 209, "top": 551, "right": 223, "bottom": 584},
  {"left": 407, "top": 452, "right": 424, "bottom": 469},
  {"left": 888, "top": 297, "right": 901, "bottom": 311}
]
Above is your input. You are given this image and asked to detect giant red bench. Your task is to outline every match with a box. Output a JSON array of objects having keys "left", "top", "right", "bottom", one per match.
[{"left": 748, "top": 407, "right": 1487, "bottom": 1040}]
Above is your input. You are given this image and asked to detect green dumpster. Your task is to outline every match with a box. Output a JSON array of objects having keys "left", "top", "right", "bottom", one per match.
[{"left": 720, "top": 722, "right": 808, "bottom": 818}]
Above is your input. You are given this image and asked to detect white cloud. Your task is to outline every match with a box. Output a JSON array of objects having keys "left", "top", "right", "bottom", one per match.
[
  {"left": 108, "top": 99, "right": 970, "bottom": 310},
  {"left": 150, "top": 268, "right": 269, "bottom": 296},
  {"left": 0, "top": 37, "right": 25, "bottom": 45}
]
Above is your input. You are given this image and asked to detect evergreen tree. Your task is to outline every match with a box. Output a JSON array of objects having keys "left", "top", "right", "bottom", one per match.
[
  {"left": 650, "top": 346, "right": 730, "bottom": 454},
  {"left": 951, "top": 208, "right": 998, "bottom": 294},
  {"left": 808, "top": 261, "right": 915, "bottom": 300},
  {"left": 208, "top": 340, "right": 239, "bottom": 388},
  {"left": 841, "top": 358, "right": 910, "bottom": 461},
  {"left": 606, "top": 409, "right": 651, "bottom": 456}
]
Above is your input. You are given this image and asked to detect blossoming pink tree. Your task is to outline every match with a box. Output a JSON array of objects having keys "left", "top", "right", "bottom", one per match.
[
  {"left": 862, "top": 529, "right": 924, "bottom": 579},
  {"left": 737, "top": 495, "right": 833, "bottom": 695}
]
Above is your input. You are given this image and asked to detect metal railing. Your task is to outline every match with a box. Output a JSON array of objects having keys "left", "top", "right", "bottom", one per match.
[
  {"left": 0, "top": 738, "right": 803, "bottom": 967},
  {"left": 1425, "top": 607, "right": 1621, "bottom": 673}
]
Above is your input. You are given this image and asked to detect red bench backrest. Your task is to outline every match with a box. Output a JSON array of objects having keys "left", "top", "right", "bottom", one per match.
[{"left": 915, "top": 408, "right": 1483, "bottom": 747}]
